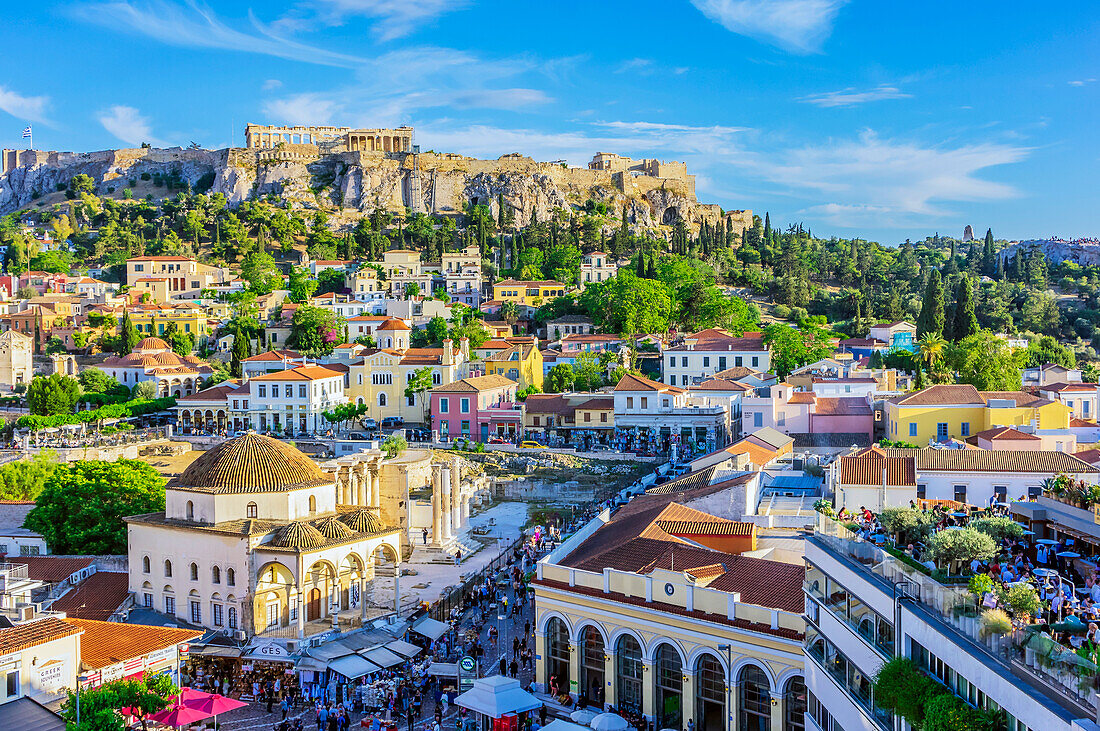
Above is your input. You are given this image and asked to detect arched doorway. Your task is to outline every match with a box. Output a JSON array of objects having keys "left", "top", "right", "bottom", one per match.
[
  {"left": 695, "top": 654, "right": 726, "bottom": 731},
  {"left": 615, "top": 635, "right": 643, "bottom": 715},
  {"left": 305, "top": 560, "right": 336, "bottom": 622},
  {"left": 653, "top": 644, "right": 683, "bottom": 730},
  {"left": 255, "top": 562, "right": 295, "bottom": 632},
  {"left": 340, "top": 554, "right": 365, "bottom": 611},
  {"left": 783, "top": 677, "right": 806, "bottom": 731},
  {"left": 579, "top": 625, "right": 605, "bottom": 706},
  {"left": 307, "top": 588, "right": 322, "bottom": 621},
  {"left": 545, "top": 617, "right": 570, "bottom": 693},
  {"left": 739, "top": 665, "right": 771, "bottom": 731}
]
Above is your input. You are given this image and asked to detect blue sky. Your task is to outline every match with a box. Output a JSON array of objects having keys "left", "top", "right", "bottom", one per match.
[{"left": 0, "top": 1, "right": 1097, "bottom": 243}]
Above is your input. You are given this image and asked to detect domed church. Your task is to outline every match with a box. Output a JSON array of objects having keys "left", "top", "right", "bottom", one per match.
[
  {"left": 125, "top": 433, "right": 403, "bottom": 639},
  {"left": 99, "top": 336, "right": 213, "bottom": 397}
]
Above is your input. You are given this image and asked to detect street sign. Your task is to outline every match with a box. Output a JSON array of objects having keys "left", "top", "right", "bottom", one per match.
[{"left": 459, "top": 655, "right": 476, "bottom": 673}]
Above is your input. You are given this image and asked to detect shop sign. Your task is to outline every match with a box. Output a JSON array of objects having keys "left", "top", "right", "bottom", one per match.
[
  {"left": 101, "top": 663, "right": 125, "bottom": 684},
  {"left": 37, "top": 658, "right": 68, "bottom": 692},
  {"left": 248, "top": 643, "right": 289, "bottom": 659},
  {"left": 146, "top": 646, "right": 176, "bottom": 665}
]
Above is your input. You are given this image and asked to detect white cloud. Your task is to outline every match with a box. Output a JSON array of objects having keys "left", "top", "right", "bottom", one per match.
[
  {"left": 262, "top": 79, "right": 283, "bottom": 90},
  {"left": 689, "top": 0, "right": 849, "bottom": 52},
  {"left": 262, "top": 93, "right": 342, "bottom": 126},
  {"left": 615, "top": 58, "right": 653, "bottom": 74},
  {"left": 71, "top": 1, "right": 367, "bottom": 67},
  {"left": 1068, "top": 78, "right": 1096, "bottom": 86},
  {"left": 799, "top": 84, "right": 912, "bottom": 108},
  {"left": 0, "top": 86, "right": 50, "bottom": 124},
  {"left": 98, "top": 105, "right": 165, "bottom": 146},
  {"left": 753, "top": 131, "right": 1029, "bottom": 225},
  {"left": 305, "top": 0, "right": 467, "bottom": 41}
]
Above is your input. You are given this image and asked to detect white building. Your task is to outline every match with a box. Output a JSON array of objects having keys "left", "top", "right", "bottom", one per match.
[
  {"left": 0, "top": 329, "right": 33, "bottom": 390},
  {"left": 98, "top": 336, "right": 212, "bottom": 397},
  {"left": 1039, "top": 382, "right": 1100, "bottom": 421},
  {"left": 663, "top": 330, "right": 770, "bottom": 387},
  {"left": 614, "top": 373, "right": 729, "bottom": 452},
  {"left": 579, "top": 250, "right": 617, "bottom": 284},
  {"left": 125, "top": 433, "right": 402, "bottom": 638}
]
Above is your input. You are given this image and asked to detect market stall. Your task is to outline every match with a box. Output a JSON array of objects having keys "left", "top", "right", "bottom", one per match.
[{"left": 455, "top": 675, "right": 542, "bottom": 731}]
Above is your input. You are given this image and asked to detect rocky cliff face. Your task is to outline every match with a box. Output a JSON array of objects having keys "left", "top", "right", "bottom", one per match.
[
  {"left": 1, "top": 146, "right": 744, "bottom": 236},
  {"left": 1000, "top": 239, "right": 1100, "bottom": 267}
]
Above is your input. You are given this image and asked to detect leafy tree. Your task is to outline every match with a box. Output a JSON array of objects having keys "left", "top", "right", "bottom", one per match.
[
  {"left": 763, "top": 321, "right": 835, "bottom": 378},
  {"left": 118, "top": 309, "right": 139, "bottom": 355},
  {"left": 26, "top": 373, "right": 82, "bottom": 415},
  {"left": 287, "top": 305, "right": 340, "bottom": 357},
  {"left": 316, "top": 268, "right": 346, "bottom": 296},
  {"left": 424, "top": 316, "right": 448, "bottom": 346},
  {"left": 404, "top": 282, "right": 421, "bottom": 299},
  {"left": 382, "top": 433, "right": 408, "bottom": 459},
  {"left": 916, "top": 269, "right": 945, "bottom": 337},
  {"left": 78, "top": 367, "right": 118, "bottom": 394},
  {"left": 241, "top": 250, "right": 283, "bottom": 295},
  {"left": 579, "top": 272, "right": 673, "bottom": 335},
  {"left": 947, "top": 330, "right": 1024, "bottom": 391},
  {"left": 572, "top": 352, "right": 604, "bottom": 391},
  {"left": 69, "top": 173, "right": 95, "bottom": 196},
  {"left": 60, "top": 673, "right": 178, "bottom": 731},
  {"left": 287, "top": 266, "right": 318, "bottom": 303},
  {"left": 0, "top": 451, "right": 59, "bottom": 501},
  {"left": 546, "top": 363, "right": 575, "bottom": 393},
  {"left": 1023, "top": 335, "right": 1075, "bottom": 369},
  {"left": 24, "top": 459, "right": 166, "bottom": 554},
  {"left": 404, "top": 366, "right": 434, "bottom": 423},
  {"left": 132, "top": 380, "right": 159, "bottom": 400},
  {"left": 163, "top": 322, "right": 194, "bottom": 356}
]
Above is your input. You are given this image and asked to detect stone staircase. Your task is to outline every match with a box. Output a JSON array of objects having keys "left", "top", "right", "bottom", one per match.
[{"left": 409, "top": 533, "right": 484, "bottom": 564}]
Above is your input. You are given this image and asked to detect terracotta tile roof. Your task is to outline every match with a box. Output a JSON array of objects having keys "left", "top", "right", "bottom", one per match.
[
  {"left": 655, "top": 519, "right": 755, "bottom": 536},
  {"left": 882, "top": 447, "right": 1098, "bottom": 473},
  {"left": 429, "top": 374, "right": 515, "bottom": 393},
  {"left": 667, "top": 334, "right": 767, "bottom": 352},
  {"left": 725, "top": 440, "right": 779, "bottom": 467},
  {"left": 838, "top": 455, "right": 917, "bottom": 487},
  {"left": 8, "top": 556, "right": 93, "bottom": 583},
  {"left": 614, "top": 373, "right": 684, "bottom": 393},
  {"left": 1074, "top": 449, "right": 1100, "bottom": 465},
  {"left": 1041, "top": 382, "right": 1099, "bottom": 393},
  {"left": 645, "top": 466, "right": 716, "bottom": 495},
  {"left": 176, "top": 382, "right": 241, "bottom": 402},
  {"left": 242, "top": 350, "right": 301, "bottom": 362},
  {"left": 524, "top": 394, "right": 572, "bottom": 416},
  {"left": 813, "top": 397, "right": 872, "bottom": 415},
  {"left": 171, "top": 433, "right": 332, "bottom": 494},
  {"left": 0, "top": 616, "right": 82, "bottom": 655},
  {"left": 891, "top": 384, "right": 984, "bottom": 406},
  {"left": 788, "top": 392, "right": 816, "bottom": 404},
  {"left": 535, "top": 578, "right": 802, "bottom": 639},
  {"left": 969, "top": 426, "right": 1040, "bottom": 441},
  {"left": 711, "top": 366, "right": 759, "bottom": 380},
  {"left": 1071, "top": 418, "right": 1097, "bottom": 427},
  {"left": 495, "top": 279, "right": 565, "bottom": 287},
  {"left": 691, "top": 378, "right": 752, "bottom": 392},
  {"left": 50, "top": 572, "right": 130, "bottom": 621},
  {"left": 249, "top": 366, "right": 344, "bottom": 382},
  {"left": 376, "top": 318, "right": 410, "bottom": 331},
  {"left": 982, "top": 391, "right": 1054, "bottom": 408}
]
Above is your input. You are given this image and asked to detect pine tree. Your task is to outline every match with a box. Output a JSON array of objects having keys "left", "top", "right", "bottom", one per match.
[
  {"left": 983, "top": 228, "right": 995, "bottom": 276},
  {"left": 916, "top": 269, "right": 945, "bottom": 337},
  {"left": 853, "top": 299, "right": 862, "bottom": 337},
  {"left": 33, "top": 310, "right": 41, "bottom": 355},
  {"left": 951, "top": 275, "right": 978, "bottom": 341},
  {"left": 230, "top": 329, "right": 248, "bottom": 378},
  {"left": 119, "top": 309, "right": 139, "bottom": 355},
  {"left": 636, "top": 254, "right": 646, "bottom": 278},
  {"left": 763, "top": 213, "right": 771, "bottom": 244},
  {"left": 995, "top": 255, "right": 1004, "bottom": 281}
]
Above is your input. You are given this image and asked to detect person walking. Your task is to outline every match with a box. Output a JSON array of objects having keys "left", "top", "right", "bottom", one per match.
[
  {"left": 423, "top": 527, "right": 429, "bottom": 545},
  {"left": 282, "top": 696, "right": 290, "bottom": 721}
]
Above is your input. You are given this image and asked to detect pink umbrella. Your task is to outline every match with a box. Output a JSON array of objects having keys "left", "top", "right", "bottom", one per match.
[
  {"left": 148, "top": 704, "right": 214, "bottom": 727},
  {"left": 121, "top": 688, "right": 211, "bottom": 719},
  {"left": 182, "top": 693, "right": 248, "bottom": 729}
]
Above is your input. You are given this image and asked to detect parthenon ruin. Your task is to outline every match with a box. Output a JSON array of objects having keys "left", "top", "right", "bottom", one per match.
[{"left": 244, "top": 123, "right": 414, "bottom": 153}]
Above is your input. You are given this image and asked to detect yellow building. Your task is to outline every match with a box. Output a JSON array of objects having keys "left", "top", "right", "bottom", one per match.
[
  {"left": 534, "top": 482, "right": 804, "bottom": 731},
  {"left": 886, "top": 384, "right": 1072, "bottom": 444},
  {"left": 127, "top": 303, "right": 210, "bottom": 342},
  {"left": 347, "top": 338, "right": 470, "bottom": 424},
  {"left": 474, "top": 337, "right": 544, "bottom": 390},
  {"left": 492, "top": 279, "right": 567, "bottom": 306}
]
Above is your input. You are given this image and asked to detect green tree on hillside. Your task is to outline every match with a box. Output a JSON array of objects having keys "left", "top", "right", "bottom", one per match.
[
  {"left": 949, "top": 276, "right": 979, "bottom": 341},
  {"left": 26, "top": 374, "right": 82, "bottom": 416},
  {"left": 916, "top": 269, "right": 945, "bottom": 338}
]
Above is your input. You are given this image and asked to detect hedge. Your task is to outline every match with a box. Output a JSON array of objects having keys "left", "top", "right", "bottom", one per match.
[{"left": 17, "top": 397, "right": 177, "bottom": 430}]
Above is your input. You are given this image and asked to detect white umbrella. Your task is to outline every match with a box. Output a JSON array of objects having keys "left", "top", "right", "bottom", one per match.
[
  {"left": 570, "top": 710, "right": 599, "bottom": 725},
  {"left": 591, "top": 714, "right": 630, "bottom": 731}
]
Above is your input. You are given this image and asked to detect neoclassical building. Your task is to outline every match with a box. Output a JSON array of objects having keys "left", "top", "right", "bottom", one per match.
[
  {"left": 99, "top": 336, "right": 212, "bottom": 397},
  {"left": 535, "top": 484, "right": 805, "bottom": 731},
  {"left": 125, "top": 434, "right": 403, "bottom": 639}
]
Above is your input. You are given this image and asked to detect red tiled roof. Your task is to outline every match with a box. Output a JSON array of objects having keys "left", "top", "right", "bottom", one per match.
[
  {"left": 891, "top": 384, "right": 983, "bottom": 406},
  {"left": 1042, "top": 382, "right": 1099, "bottom": 393},
  {"left": 65, "top": 618, "right": 201, "bottom": 669},
  {"left": 50, "top": 572, "right": 130, "bottom": 621},
  {"left": 838, "top": 454, "right": 917, "bottom": 487},
  {"left": 0, "top": 616, "right": 83, "bottom": 655},
  {"left": 813, "top": 397, "right": 872, "bottom": 415},
  {"left": 1075, "top": 449, "right": 1100, "bottom": 465},
  {"left": 6, "top": 556, "right": 93, "bottom": 583},
  {"left": 249, "top": 366, "right": 344, "bottom": 382},
  {"left": 969, "top": 426, "right": 1040, "bottom": 441},
  {"left": 691, "top": 378, "right": 752, "bottom": 392},
  {"left": 614, "top": 373, "right": 684, "bottom": 393},
  {"left": 788, "top": 392, "right": 815, "bottom": 404},
  {"left": 655, "top": 519, "right": 755, "bottom": 536}
]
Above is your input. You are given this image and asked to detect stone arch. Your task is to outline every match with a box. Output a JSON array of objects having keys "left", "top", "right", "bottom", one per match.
[
  {"left": 662, "top": 206, "right": 680, "bottom": 225},
  {"left": 653, "top": 642, "right": 685, "bottom": 730},
  {"left": 774, "top": 667, "right": 803, "bottom": 696},
  {"left": 255, "top": 560, "right": 296, "bottom": 632},
  {"left": 573, "top": 620, "right": 608, "bottom": 644},
  {"left": 646, "top": 638, "right": 687, "bottom": 665},
  {"left": 687, "top": 646, "right": 729, "bottom": 675},
  {"left": 607, "top": 625, "right": 646, "bottom": 656},
  {"left": 537, "top": 610, "right": 573, "bottom": 638},
  {"left": 339, "top": 553, "right": 366, "bottom": 610},
  {"left": 732, "top": 657, "right": 777, "bottom": 692},
  {"left": 738, "top": 663, "right": 773, "bottom": 731},
  {"left": 545, "top": 616, "right": 571, "bottom": 690}
]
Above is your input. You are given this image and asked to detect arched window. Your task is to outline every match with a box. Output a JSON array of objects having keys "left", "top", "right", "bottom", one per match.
[
  {"left": 378, "top": 393, "right": 387, "bottom": 407},
  {"left": 309, "top": 495, "right": 317, "bottom": 513},
  {"left": 246, "top": 502, "right": 258, "bottom": 518},
  {"left": 186, "top": 500, "right": 194, "bottom": 520},
  {"left": 228, "top": 606, "right": 238, "bottom": 629},
  {"left": 580, "top": 626, "right": 605, "bottom": 706},
  {"left": 227, "top": 568, "right": 235, "bottom": 587},
  {"left": 654, "top": 644, "right": 683, "bottom": 731},
  {"left": 164, "top": 560, "right": 172, "bottom": 578},
  {"left": 432, "top": 372, "right": 441, "bottom": 385},
  {"left": 190, "top": 562, "right": 199, "bottom": 581},
  {"left": 545, "top": 618, "right": 570, "bottom": 693},
  {"left": 142, "top": 556, "right": 150, "bottom": 574},
  {"left": 695, "top": 654, "right": 726, "bottom": 731},
  {"left": 739, "top": 665, "right": 772, "bottom": 731},
  {"left": 616, "top": 635, "right": 643, "bottom": 714},
  {"left": 212, "top": 566, "right": 221, "bottom": 584},
  {"left": 784, "top": 677, "right": 806, "bottom": 731}
]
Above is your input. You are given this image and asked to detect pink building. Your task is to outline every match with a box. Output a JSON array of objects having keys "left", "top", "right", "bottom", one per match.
[
  {"left": 429, "top": 374, "right": 522, "bottom": 442},
  {"left": 742, "top": 382, "right": 873, "bottom": 444}
]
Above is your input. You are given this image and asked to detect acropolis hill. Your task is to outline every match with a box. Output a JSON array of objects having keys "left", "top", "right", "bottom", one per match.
[{"left": 0, "top": 123, "right": 752, "bottom": 235}]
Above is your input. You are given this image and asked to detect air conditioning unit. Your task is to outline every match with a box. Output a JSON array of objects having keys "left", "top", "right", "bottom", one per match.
[
  {"left": 16, "top": 603, "right": 33, "bottom": 621},
  {"left": 234, "top": 631, "right": 246, "bottom": 641}
]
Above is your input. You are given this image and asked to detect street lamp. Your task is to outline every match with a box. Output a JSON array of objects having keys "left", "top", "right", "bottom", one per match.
[
  {"left": 717, "top": 644, "right": 732, "bottom": 731},
  {"left": 75, "top": 672, "right": 90, "bottom": 726}
]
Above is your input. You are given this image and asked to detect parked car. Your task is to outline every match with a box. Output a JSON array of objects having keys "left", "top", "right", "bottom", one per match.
[
  {"left": 520, "top": 440, "right": 549, "bottom": 449},
  {"left": 349, "top": 431, "right": 371, "bottom": 440},
  {"left": 488, "top": 436, "right": 508, "bottom": 445},
  {"left": 362, "top": 418, "right": 378, "bottom": 430},
  {"left": 381, "top": 416, "right": 404, "bottom": 429},
  {"left": 405, "top": 427, "right": 431, "bottom": 442},
  {"left": 591, "top": 444, "right": 615, "bottom": 452}
]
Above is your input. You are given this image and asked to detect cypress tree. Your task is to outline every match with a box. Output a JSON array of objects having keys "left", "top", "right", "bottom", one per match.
[
  {"left": 983, "top": 228, "right": 995, "bottom": 275},
  {"left": 646, "top": 254, "right": 657, "bottom": 279},
  {"left": 995, "top": 254, "right": 1004, "bottom": 281},
  {"left": 120, "top": 309, "right": 139, "bottom": 355},
  {"left": 636, "top": 254, "right": 646, "bottom": 278},
  {"left": 763, "top": 212, "right": 771, "bottom": 244},
  {"left": 230, "top": 328, "right": 247, "bottom": 378},
  {"left": 951, "top": 276, "right": 978, "bottom": 341},
  {"left": 916, "top": 269, "right": 945, "bottom": 337}
]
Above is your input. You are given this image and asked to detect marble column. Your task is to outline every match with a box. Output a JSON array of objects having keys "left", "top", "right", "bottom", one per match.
[
  {"left": 360, "top": 572, "right": 369, "bottom": 621},
  {"left": 394, "top": 561, "right": 402, "bottom": 615},
  {"left": 441, "top": 466, "right": 453, "bottom": 542},
  {"left": 370, "top": 467, "right": 381, "bottom": 507},
  {"left": 339, "top": 466, "right": 350, "bottom": 505},
  {"left": 431, "top": 464, "right": 443, "bottom": 546},
  {"left": 295, "top": 595, "right": 305, "bottom": 640},
  {"left": 450, "top": 457, "right": 462, "bottom": 532},
  {"left": 356, "top": 464, "right": 367, "bottom": 506}
]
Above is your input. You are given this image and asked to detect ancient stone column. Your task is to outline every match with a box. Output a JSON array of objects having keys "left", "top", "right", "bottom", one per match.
[
  {"left": 371, "top": 466, "right": 381, "bottom": 507},
  {"left": 441, "top": 466, "right": 453, "bottom": 542},
  {"left": 450, "top": 458, "right": 462, "bottom": 532},
  {"left": 394, "top": 560, "right": 402, "bottom": 615},
  {"left": 338, "top": 466, "right": 350, "bottom": 505},
  {"left": 431, "top": 464, "right": 443, "bottom": 547},
  {"left": 360, "top": 572, "right": 369, "bottom": 621},
  {"left": 356, "top": 463, "right": 368, "bottom": 506}
]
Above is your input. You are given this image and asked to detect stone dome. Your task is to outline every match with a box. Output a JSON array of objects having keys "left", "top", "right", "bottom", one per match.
[
  {"left": 136, "top": 336, "right": 170, "bottom": 351},
  {"left": 272, "top": 521, "right": 326, "bottom": 549},
  {"left": 340, "top": 508, "right": 385, "bottom": 534},
  {"left": 182, "top": 355, "right": 203, "bottom": 364},
  {"left": 153, "top": 351, "right": 181, "bottom": 365},
  {"left": 314, "top": 515, "right": 354, "bottom": 541},
  {"left": 173, "top": 433, "right": 332, "bottom": 494}
]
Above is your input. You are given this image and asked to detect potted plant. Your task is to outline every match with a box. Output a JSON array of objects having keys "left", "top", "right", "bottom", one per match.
[{"left": 981, "top": 609, "right": 1012, "bottom": 653}]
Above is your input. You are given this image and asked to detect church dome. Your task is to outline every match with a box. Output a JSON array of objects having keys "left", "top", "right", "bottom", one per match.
[
  {"left": 136, "top": 336, "right": 170, "bottom": 351},
  {"left": 340, "top": 508, "right": 385, "bottom": 534},
  {"left": 314, "top": 515, "right": 354, "bottom": 541},
  {"left": 173, "top": 433, "right": 331, "bottom": 494},
  {"left": 153, "top": 351, "right": 181, "bottom": 365},
  {"left": 272, "top": 521, "right": 326, "bottom": 549}
]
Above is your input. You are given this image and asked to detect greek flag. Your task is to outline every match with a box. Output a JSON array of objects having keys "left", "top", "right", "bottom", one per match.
[{"left": 21, "top": 126, "right": 31, "bottom": 139}]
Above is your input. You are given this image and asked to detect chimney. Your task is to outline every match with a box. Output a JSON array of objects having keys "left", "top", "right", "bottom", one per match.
[{"left": 443, "top": 338, "right": 454, "bottom": 366}]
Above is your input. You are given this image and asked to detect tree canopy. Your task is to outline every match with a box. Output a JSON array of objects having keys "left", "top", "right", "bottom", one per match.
[{"left": 26, "top": 373, "right": 82, "bottom": 415}]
